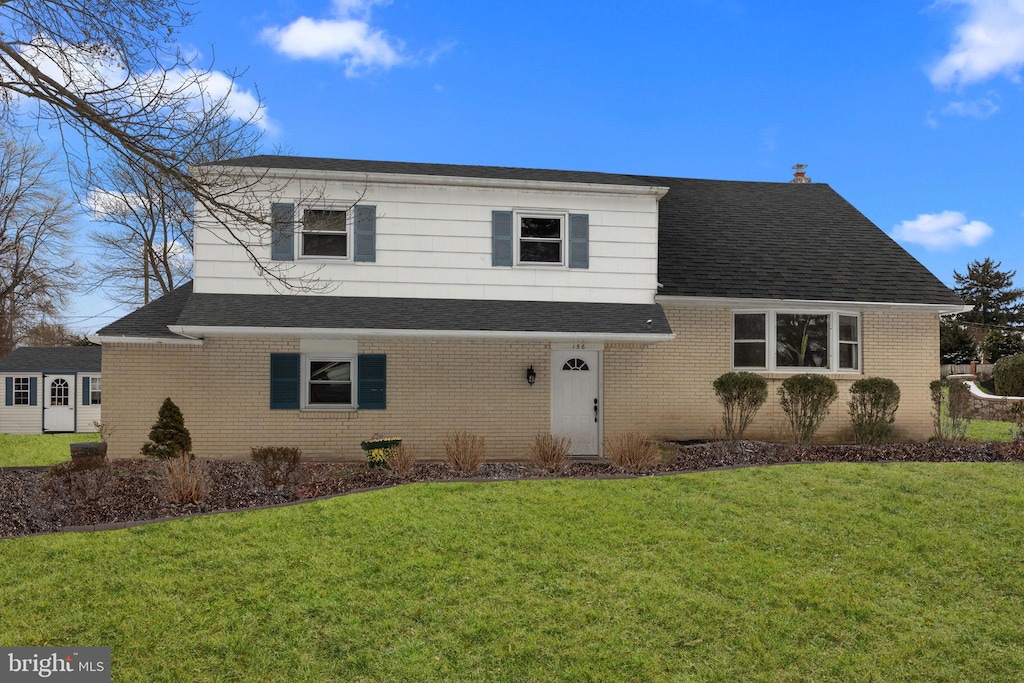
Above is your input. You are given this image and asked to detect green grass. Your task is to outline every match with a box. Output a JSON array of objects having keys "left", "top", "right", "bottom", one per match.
[
  {"left": 2, "top": 463, "right": 1024, "bottom": 681},
  {"left": 0, "top": 433, "right": 100, "bottom": 467},
  {"left": 968, "top": 418, "right": 1018, "bottom": 441}
]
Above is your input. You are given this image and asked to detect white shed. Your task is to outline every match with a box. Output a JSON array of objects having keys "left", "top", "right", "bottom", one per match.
[{"left": 0, "top": 346, "right": 102, "bottom": 434}]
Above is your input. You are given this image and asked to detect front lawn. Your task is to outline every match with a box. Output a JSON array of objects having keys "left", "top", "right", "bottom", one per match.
[
  {"left": 0, "top": 433, "right": 100, "bottom": 467},
  {"left": 2, "top": 463, "right": 1023, "bottom": 681}
]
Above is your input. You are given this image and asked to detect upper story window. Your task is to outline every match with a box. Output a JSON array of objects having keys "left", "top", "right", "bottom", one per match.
[
  {"left": 12, "top": 377, "right": 29, "bottom": 405},
  {"left": 301, "top": 209, "right": 348, "bottom": 258},
  {"left": 733, "top": 311, "right": 860, "bottom": 372},
  {"left": 518, "top": 213, "right": 565, "bottom": 265}
]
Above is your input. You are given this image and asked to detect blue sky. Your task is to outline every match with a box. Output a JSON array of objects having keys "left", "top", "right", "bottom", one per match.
[{"left": 69, "top": 0, "right": 1024, "bottom": 331}]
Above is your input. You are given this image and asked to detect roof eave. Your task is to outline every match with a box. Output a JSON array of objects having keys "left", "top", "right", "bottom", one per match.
[
  {"left": 656, "top": 294, "right": 968, "bottom": 315},
  {"left": 168, "top": 325, "right": 675, "bottom": 344}
]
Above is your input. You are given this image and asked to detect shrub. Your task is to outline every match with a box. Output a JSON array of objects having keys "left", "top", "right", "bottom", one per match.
[
  {"left": 529, "top": 434, "right": 571, "bottom": 473},
  {"left": 163, "top": 453, "right": 206, "bottom": 505},
  {"left": 250, "top": 446, "right": 303, "bottom": 488},
  {"left": 605, "top": 431, "right": 660, "bottom": 471},
  {"left": 778, "top": 374, "right": 839, "bottom": 444},
  {"left": 383, "top": 442, "right": 419, "bottom": 476},
  {"left": 444, "top": 430, "right": 486, "bottom": 473},
  {"left": 140, "top": 398, "right": 192, "bottom": 460},
  {"left": 929, "top": 379, "right": 973, "bottom": 442},
  {"left": 994, "top": 354, "right": 1024, "bottom": 396},
  {"left": 848, "top": 377, "right": 901, "bottom": 445},
  {"left": 712, "top": 372, "right": 768, "bottom": 443}
]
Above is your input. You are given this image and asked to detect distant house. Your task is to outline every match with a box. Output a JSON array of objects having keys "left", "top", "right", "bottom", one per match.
[
  {"left": 0, "top": 347, "right": 102, "bottom": 434},
  {"left": 94, "top": 157, "right": 964, "bottom": 459}
]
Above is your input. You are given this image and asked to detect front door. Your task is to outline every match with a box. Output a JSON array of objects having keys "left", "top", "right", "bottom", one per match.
[
  {"left": 551, "top": 350, "right": 600, "bottom": 456},
  {"left": 43, "top": 374, "right": 75, "bottom": 432}
]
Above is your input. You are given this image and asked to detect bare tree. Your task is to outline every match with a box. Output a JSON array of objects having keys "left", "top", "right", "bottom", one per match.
[
  {"left": 0, "top": 0, "right": 323, "bottom": 291},
  {"left": 0, "top": 133, "right": 77, "bottom": 357}
]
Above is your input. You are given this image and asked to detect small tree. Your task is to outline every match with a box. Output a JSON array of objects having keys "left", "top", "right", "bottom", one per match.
[
  {"left": 712, "top": 372, "right": 768, "bottom": 443},
  {"left": 778, "top": 374, "right": 839, "bottom": 444},
  {"left": 848, "top": 377, "right": 901, "bottom": 445},
  {"left": 141, "top": 397, "right": 192, "bottom": 459},
  {"left": 982, "top": 329, "right": 1024, "bottom": 364},
  {"left": 939, "top": 319, "right": 977, "bottom": 364}
]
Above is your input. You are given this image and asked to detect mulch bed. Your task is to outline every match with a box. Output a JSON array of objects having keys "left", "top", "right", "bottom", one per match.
[{"left": 2, "top": 440, "right": 1022, "bottom": 539}]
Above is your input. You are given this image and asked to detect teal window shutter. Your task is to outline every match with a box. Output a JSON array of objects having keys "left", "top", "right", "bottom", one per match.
[
  {"left": 568, "top": 214, "right": 589, "bottom": 269},
  {"left": 353, "top": 205, "right": 377, "bottom": 262},
  {"left": 271, "top": 203, "right": 295, "bottom": 261},
  {"left": 492, "top": 211, "right": 513, "bottom": 266},
  {"left": 82, "top": 377, "right": 91, "bottom": 406},
  {"left": 270, "top": 354, "right": 301, "bottom": 409},
  {"left": 357, "top": 354, "right": 386, "bottom": 410},
  {"left": 4, "top": 377, "right": 11, "bottom": 406},
  {"left": 28, "top": 377, "right": 37, "bottom": 406}
]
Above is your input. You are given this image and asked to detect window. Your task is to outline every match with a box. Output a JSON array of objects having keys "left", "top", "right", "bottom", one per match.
[
  {"left": 307, "top": 357, "right": 354, "bottom": 407},
  {"left": 90, "top": 377, "right": 102, "bottom": 405},
  {"left": 12, "top": 377, "right": 29, "bottom": 405},
  {"left": 518, "top": 213, "right": 565, "bottom": 265},
  {"left": 301, "top": 209, "right": 347, "bottom": 258},
  {"left": 50, "top": 378, "right": 69, "bottom": 406},
  {"left": 732, "top": 311, "right": 861, "bottom": 372}
]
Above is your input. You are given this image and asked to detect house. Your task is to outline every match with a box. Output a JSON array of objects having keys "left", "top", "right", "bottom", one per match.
[
  {"left": 93, "top": 157, "right": 964, "bottom": 460},
  {"left": 0, "top": 346, "right": 102, "bottom": 434}
]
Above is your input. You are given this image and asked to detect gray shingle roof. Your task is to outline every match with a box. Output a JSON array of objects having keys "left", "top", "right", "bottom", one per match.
[
  {"left": 0, "top": 346, "right": 101, "bottom": 373},
  {"left": 95, "top": 282, "right": 194, "bottom": 338},
  {"left": 175, "top": 292, "right": 672, "bottom": 336},
  {"left": 213, "top": 155, "right": 961, "bottom": 306}
]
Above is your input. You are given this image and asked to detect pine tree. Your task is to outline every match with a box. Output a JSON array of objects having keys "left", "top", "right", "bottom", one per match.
[
  {"left": 141, "top": 397, "right": 193, "bottom": 460},
  {"left": 953, "top": 258, "right": 1024, "bottom": 327},
  {"left": 939, "top": 319, "right": 977, "bottom": 364}
]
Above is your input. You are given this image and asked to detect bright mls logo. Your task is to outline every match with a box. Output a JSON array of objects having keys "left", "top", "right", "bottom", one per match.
[{"left": 2, "top": 648, "right": 110, "bottom": 682}]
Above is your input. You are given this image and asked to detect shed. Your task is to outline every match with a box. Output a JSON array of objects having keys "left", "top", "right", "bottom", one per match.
[{"left": 0, "top": 346, "right": 102, "bottom": 434}]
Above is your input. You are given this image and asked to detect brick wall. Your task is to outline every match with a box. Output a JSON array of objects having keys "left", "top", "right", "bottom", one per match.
[
  {"left": 603, "top": 306, "right": 939, "bottom": 443},
  {"left": 102, "top": 306, "right": 940, "bottom": 460},
  {"left": 102, "top": 337, "right": 549, "bottom": 460}
]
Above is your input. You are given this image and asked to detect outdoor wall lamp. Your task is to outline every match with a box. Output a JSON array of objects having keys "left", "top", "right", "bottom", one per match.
[{"left": 526, "top": 365, "right": 536, "bottom": 385}]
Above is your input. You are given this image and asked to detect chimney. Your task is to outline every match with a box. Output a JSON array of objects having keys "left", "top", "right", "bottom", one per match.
[{"left": 790, "top": 163, "right": 811, "bottom": 184}]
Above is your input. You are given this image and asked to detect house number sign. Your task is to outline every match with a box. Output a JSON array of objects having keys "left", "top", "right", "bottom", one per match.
[{"left": 572, "top": 343, "right": 587, "bottom": 349}]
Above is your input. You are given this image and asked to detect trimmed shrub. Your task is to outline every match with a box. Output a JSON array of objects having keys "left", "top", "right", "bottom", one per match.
[
  {"left": 712, "top": 372, "right": 768, "bottom": 443},
  {"left": 994, "top": 354, "right": 1024, "bottom": 396},
  {"left": 778, "top": 374, "right": 839, "bottom": 444},
  {"left": 929, "top": 379, "right": 973, "bottom": 442},
  {"left": 444, "top": 430, "right": 486, "bottom": 473},
  {"left": 141, "top": 398, "right": 192, "bottom": 460},
  {"left": 383, "top": 442, "right": 419, "bottom": 476},
  {"left": 529, "top": 434, "right": 571, "bottom": 473},
  {"left": 605, "top": 431, "right": 660, "bottom": 471},
  {"left": 250, "top": 446, "right": 302, "bottom": 488},
  {"left": 848, "top": 377, "right": 901, "bottom": 445}
]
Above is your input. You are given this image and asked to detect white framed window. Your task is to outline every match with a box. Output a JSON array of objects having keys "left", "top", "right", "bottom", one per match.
[
  {"left": 304, "top": 355, "right": 356, "bottom": 409},
  {"left": 300, "top": 208, "right": 348, "bottom": 259},
  {"left": 516, "top": 212, "right": 566, "bottom": 266},
  {"left": 12, "top": 377, "right": 29, "bottom": 405},
  {"left": 732, "top": 310, "right": 861, "bottom": 373},
  {"left": 89, "top": 377, "right": 102, "bottom": 405}
]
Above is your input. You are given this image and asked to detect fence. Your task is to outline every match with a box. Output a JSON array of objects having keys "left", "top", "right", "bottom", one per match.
[{"left": 941, "top": 363, "right": 994, "bottom": 377}]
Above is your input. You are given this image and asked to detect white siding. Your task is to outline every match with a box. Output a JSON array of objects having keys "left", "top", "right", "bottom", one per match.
[
  {"left": 77, "top": 374, "right": 101, "bottom": 433},
  {"left": 194, "top": 176, "right": 661, "bottom": 304},
  {"left": 0, "top": 373, "right": 42, "bottom": 434}
]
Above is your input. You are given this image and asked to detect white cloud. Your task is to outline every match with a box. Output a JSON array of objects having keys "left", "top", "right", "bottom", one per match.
[
  {"left": 13, "top": 37, "right": 273, "bottom": 131},
  {"left": 261, "top": 0, "right": 405, "bottom": 75},
  {"left": 930, "top": 0, "right": 1024, "bottom": 88},
  {"left": 942, "top": 95, "right": 1001, "bottom": 117},
  {"left": 893, "top": 210, "right": 994, "bottom": 249}
]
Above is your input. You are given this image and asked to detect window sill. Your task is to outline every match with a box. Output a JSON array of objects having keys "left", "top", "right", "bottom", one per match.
[
  {"left": 299, "top": 408, "right": 358, "bottom": 420},
  {"left": 734, "top": 368, "right": 863, "bottom": 379}
]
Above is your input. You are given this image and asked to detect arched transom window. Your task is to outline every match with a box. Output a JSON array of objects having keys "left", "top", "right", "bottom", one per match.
[{"left": 561, "top": 358, "right": 590, "bottom": 371}]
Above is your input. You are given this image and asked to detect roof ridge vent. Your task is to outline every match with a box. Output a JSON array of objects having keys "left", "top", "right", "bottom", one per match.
[{"left": 790, "top": 163, "right": 811, "bottom": 184}]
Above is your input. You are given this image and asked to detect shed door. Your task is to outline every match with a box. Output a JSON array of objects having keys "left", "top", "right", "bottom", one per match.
[
  {"left": 551, "top": 350, "right": 600, "bottom": 456},
  {"left": 43, "top": 374, "right": 75, "bottom": 432}
]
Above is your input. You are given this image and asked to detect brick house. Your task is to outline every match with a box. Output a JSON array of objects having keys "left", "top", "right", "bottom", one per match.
[{"left": 93, "top": 157, "right": 964, "bottom": 459}]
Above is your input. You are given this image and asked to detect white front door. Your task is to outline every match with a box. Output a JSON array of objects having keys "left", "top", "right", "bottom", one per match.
[
  {"left": 43, "top": 374, "right": 75, "bottom": 432},
  {"left": 551, "top": 350, "right": 600, "bottom": 456}
]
